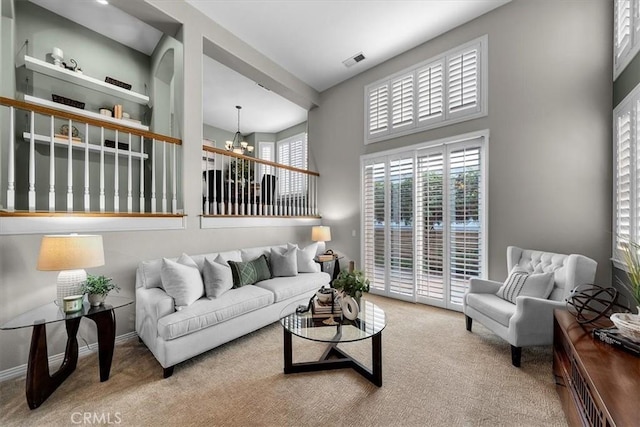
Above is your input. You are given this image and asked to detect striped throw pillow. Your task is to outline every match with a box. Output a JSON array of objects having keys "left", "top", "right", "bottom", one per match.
[{"left": 496, "top": 268, "right": 555, "bottom": 303}]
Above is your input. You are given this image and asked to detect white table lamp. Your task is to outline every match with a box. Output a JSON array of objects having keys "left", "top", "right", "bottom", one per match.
[
  {"left": 37, "top": 234, "right": 105, "bottom": 308},
  {"left": 311, "top": 226, "right": 332, "bottom": 255}
]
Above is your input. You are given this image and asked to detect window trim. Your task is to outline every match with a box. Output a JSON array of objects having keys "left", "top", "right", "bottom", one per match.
[
  {"left": 360, "top": 129, "right": 489, "bottom": 311},
  {"left": 364, "top": 35, "right": 488, "bottom": 145}
]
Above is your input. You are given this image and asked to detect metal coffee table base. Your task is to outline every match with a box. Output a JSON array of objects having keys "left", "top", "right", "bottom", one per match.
[{"left": 283, "top": 328, "right": 382, "bottom": 387}]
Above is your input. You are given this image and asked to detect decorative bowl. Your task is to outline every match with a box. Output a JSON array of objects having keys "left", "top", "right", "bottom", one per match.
[
  {"left": 316, "top": 287, "right": 335, "bottom": 304},
  {"left": 610, "top": 312, "right": 640, "bottom": 343}
]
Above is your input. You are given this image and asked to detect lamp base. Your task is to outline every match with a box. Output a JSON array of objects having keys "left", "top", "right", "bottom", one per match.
[
  {"left": 316, "top": 241, "right": 326, "bottom": 256},
  {"left": 56, "top": 269, "right": 87, "bottom": 308}
]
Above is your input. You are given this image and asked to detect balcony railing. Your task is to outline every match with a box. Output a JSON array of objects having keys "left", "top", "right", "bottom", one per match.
[
  {"left": 202, "top": 146, "right": 319, "bottom": 217},
  {"left": 0, "top": 97, "right": 182, "bottom": 215}
]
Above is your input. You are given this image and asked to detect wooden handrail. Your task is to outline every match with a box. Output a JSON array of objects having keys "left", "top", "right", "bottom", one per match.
[
  {"left": 0, "top": 96, "right": 182, "bottom": 145},
  {"left": 202, "top": 145, "right": 320, "bottom": 177},
  {"left": 0, "top": 211, "right": 184, "bottom": 218}
]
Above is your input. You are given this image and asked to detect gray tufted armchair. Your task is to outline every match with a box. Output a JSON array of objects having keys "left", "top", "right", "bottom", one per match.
[{"left": 463, "top": 246, "right": 597, "bottom": 366}]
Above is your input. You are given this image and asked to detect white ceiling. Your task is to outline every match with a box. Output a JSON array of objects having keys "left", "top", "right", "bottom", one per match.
[
  {"left": 29, "top": 0, "right": 511, "bottom": 135},
  {"left": 187, "top": 0, "right": 510, "bottom": 92}
]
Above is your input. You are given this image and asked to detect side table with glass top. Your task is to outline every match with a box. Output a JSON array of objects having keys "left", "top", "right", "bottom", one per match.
[
  {"left": 280, "top": 299, "right": 386, "bottom": 386},
  {"left": 0, "top": 295, "right": 133, "bottom": 409}
]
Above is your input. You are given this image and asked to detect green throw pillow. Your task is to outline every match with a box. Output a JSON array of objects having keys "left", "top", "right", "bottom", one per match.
[{"left": 228, "top": 255, "right": 272, "bottom": 288}]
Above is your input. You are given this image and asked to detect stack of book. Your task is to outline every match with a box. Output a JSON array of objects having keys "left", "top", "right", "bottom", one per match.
[
  {"left": 312, "top": 297, "right": 342, "bottom": 318},
  {"left": 592, "top": 327, "right": 640, "bottom": 357}
]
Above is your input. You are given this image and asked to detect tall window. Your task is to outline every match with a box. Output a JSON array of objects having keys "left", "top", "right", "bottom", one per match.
[
  {"left": 615, "top": 0, "right": 640, "bottom": 79},
  {"left": 257, "top": 141, "right": 275, "bottom": 183},
  {"left": 365, "top": 36, "right": 487, "bottom": 144},
  {"left": 362, "top": 132, "right": 487, "bottom": 311},
  {"left": 277, "top": 132, "right": 307, "bottom": 195},
  {"left": 614, "top": 82, "right": 640, "bottom": 256}
]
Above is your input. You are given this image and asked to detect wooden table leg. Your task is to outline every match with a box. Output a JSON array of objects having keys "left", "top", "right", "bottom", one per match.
[
  {"left": 86, "top": 308, "right": 116, "bottom": 382},
  {"left": 25, "top": 317, "right": 81, "bottom": 409}
]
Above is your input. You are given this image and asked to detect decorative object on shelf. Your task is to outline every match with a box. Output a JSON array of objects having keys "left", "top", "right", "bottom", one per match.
[
  {"left": 51, "top": 47, "right": 63, "bottom": 67},
  {"left": 566, "top": 284, "right": 630, "bottom": 324},
  {"left": 312, "top": 226, "right": 332, "bottom": 255},
  {"left": 52, "top": 94, "right": 85, "bottom": 109},
  {"left": 332, "top": 261, "right": 370, "bottom": 309},
  {"left": 62, "top": 295, "right": 83, "bottom": 314},
  {"left": 81, "top": 274, "right": 120, "bottom": 307},
  {"left": 105, "top": 76, "right": 132, "bottom": 90},
  {"left": 224, "top": 106, "right": 254, "bottom": 154},
  {"left": 37, "top": 234, "right": 105, "bottom": 309},
  {"left": 60, "top": 124, "right": 79, "bottom": 138},
  {"left": 104, "top": 139, "right": 129, "bottom": 150},
  {"left": 618, "top": 239, "right": 640, "bottom": 313},
  {"left": 228, "top": 158, "right": 254, "bottom": 184},
  {"left": 113, "top": 104, "right": 123, "bottom": 119},
  {"left": 62, "top": 58, "right": 80, "bottom": 73},
  {"left": 99, "top": 108, "right": 112, "bottom": 117},
  {"left": 341, "top": 295, "right": 359, "bottom": 320}
]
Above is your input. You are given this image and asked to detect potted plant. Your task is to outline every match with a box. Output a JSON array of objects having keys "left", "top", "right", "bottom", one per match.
[
  {"left": 332, "top": 268, "right": 370, "bottom": 306},
  {"left": 619, "top": 240, "right": 640, "bottom": 313},
  {"left": 81, "top": 275, "right": 120, "bottom": 306}
]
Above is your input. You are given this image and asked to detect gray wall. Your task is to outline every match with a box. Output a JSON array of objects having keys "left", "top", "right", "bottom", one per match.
[{"left": 309, "top": 0, "right": 613, "bottom": 284}]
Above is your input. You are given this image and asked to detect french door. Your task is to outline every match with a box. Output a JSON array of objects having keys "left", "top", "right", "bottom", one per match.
[{"left": 361, "top": 134, "right": 486, "bottom": 311}]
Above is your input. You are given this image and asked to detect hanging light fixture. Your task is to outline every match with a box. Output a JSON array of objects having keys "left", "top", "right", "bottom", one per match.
[{"left": 225, "top": 106, "right": 254, "bottom": 155}]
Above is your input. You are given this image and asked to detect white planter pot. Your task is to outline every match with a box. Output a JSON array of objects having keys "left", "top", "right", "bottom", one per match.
[{"left": 88, "top": 293, "right": 106, "bottom": 307}]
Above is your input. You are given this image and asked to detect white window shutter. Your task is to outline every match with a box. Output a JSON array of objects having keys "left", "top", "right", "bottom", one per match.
[
  {"left": 363, "top": 160, "right": 387, "bottom": 292},
  {"left": 367, "top": 83, "right": 389, "bottom": 138},
  {"left": 417, "top": 61, "right": 444, "bottom": 126},
  {"left": 447, "top": 46, "right": 479, "bottom": 119},
  {"left": 616, "top": 109, "right": 632, "bottom": 245},
  {"left": 391, "top": 74, "right": 414, "bottom": 131},
  {"left": 616, "top": 0, "right": 632, "bottom": 66}
]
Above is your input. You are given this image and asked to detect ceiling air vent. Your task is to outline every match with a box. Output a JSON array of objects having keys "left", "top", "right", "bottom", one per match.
[{"left": 342, "top": 52, "right": 366, "bottom": 68}]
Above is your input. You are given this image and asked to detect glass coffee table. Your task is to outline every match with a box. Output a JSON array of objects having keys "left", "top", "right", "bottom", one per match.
[
  {"left": 0, "top": 295, "right": 133, "bottom": 409},
  {"left": 280, "top": 299, "right": 386, "bottom": 386}
]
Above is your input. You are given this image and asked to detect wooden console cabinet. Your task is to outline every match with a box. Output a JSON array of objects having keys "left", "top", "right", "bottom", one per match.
[{"left": 553, "top": 310, "right": 640, "bottom": 426}]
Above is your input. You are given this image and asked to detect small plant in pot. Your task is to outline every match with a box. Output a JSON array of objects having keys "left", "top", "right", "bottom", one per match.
[
  {"left": 332, "top": 267, "right": 370, "bottom": 306},
  {"left": 81, "top": 275, "right": 120, "bottom": 307}
]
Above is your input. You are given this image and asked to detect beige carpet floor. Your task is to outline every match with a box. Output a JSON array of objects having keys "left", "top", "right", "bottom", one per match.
[{"left": 0, "top": 295, "right": 566, "bottom": 427}]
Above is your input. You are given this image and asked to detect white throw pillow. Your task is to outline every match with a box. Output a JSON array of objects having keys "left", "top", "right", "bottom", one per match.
[
  {"left": 202, "top": 254, "right": 233, "bottom": 298},
  {"left": 496, "top": 268, "right": 555, "bottom": 304},
  {"left": 160, "top": 254, "right": 204, "bottom": 309},
  {"left": 287, "top": 242, "right": 320, "bottom": 273},
  {"left": 271, "top": 247, "right": 298, "bottom": 277}
]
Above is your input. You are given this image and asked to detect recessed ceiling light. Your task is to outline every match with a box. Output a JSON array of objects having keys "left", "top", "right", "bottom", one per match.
[{"left": 96, "top": 0, "right": 109, "bottom": 5}]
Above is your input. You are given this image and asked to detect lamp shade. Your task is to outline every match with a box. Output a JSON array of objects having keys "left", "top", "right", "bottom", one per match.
[
  {"left": 311, "top": 226, "right": 331, "bottom": 242},
  {"left": 37, "top": 234, "right": 105, "bottom": 271}
]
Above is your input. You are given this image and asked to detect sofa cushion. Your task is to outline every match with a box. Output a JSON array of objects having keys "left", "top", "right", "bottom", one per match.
[
  {"left": 191, "top": 250, "right": 242, "bottom": 271},
  {"left": 202, "top": 255, "right": 233, "bottom": 298},
  {"left": 465, "top": 293, "right": 516, "bottom": 327},
  {"left": 254, "top": 272, "right": 330, "bottom": 303},
  {"left": 496, "top": 268, "right": 554, "bottom": 303},
  {"left": 157, "top": 285, "right": 274, "bottom": 341},
  {"left": 160, "top": 254, "right": 204, "bottom": 309},
  {"left": 271, "top": 247, "right": 298, "bottom": 277},
  {"left": 229, "top": 255, "right": 272, "bottom": 288},
  {"left": 288, "top": 242, "right": 320, "bottom": 273}
]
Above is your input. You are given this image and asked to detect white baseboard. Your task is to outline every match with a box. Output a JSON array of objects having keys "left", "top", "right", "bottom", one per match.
[{"left": 0, "top": 331, "right": 137, "bottom": 383}]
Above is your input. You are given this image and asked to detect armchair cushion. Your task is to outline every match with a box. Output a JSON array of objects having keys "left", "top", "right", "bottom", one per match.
[
  {"left": 495, "top": 268, "right": 554, "bottom": 303},
  {"left": 466, "top": 293, "right": 516, "bottom": 327}
]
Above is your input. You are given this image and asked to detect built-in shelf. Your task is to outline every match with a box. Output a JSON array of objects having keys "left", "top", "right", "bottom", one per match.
[
  {"left": 24, "top": 95, "right": 149, "bottom": 131},
  {"left": 23, "top": 132, "right": 149, "bottom": 160},
  {"left": 23, "top": 55, "right": 149, "bottom": 105}
]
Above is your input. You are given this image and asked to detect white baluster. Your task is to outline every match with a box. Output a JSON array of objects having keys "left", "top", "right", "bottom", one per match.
[
  {"left": 84, "top": 123, "right": 90, "bottom": 212},
  {"left": 127, "top": 133, "right": 133, "bottom": 213},
  {"left": 48, "top": 115, "right": 55, "bottom": 211},
  {"left": 100, "top": 128, "right": 105, "bottom": 212},
  {"left": 139, "top": 135, "right": 145, "bottom": 213},
  {"left": 66, "top": 119, "right": 73, "bottom": 211},
  {"left": 114, "top": 130, "right": 119, "bottom": 212},
  {"left": 28, "top": 112, "right": 36, "bottom": 211},
  {"left": 204, "top": 150, "right": 210, "bottom": 215},
  {"left": 162, "top": 140, "right": 167, "bottom": 214},
  {"left": 314, "top": 174, "right": 318, "bottom": 216},
  {"left": 227, "top": 155, "right": 231, "bottom": 214},
  {"left": 6, "top": 107, "right": 15, "bottom": 211},
  {"left": 172, "top": 142, "right": 177, "bottom": 214},
  {"left": 151, "top": 138, "right": 157, "bottom": 213}
]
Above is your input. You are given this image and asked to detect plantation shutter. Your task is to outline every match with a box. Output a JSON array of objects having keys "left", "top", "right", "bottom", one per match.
[
  {"left": 367, "top": 83, "right": 389, "bottom": 139},
  {"left": 363, "top": 160, "right": 387, "bottom": 292},
  {"left": 390, "top": 73, "right": 414, "bottom": 131},
  {"left": 277, "top": 133, "right": 307, "bottom": 195},
  {"left": 278, "top": 142, "right": 290, "bottom": 195},
  {"left": 448, "top": 145, "right": 483, "bottom": 305},
  {"left": 415, "top": 150, "right": 445, "bottom": 302},
  {"left": 616, "top": 108, "right": 632, "bottom": 245},
  {"left": 258, "top": 142, "right": 275, "bottom": 181},
  {"left": 417, "top": 61, "right": 444, "bottom": 126},
  {"left": 447, "top": 45, "right": 479, "bottom": 119},
  {"left": 616, "top": 0, "right": 633, "bottom": 67},
  {"left": 388, "top": 156, "right": 415, "bottom": 297}
]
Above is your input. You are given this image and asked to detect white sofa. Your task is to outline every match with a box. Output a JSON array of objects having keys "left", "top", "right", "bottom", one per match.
[{"left": 135, "top": 244, "right": 330, "bottom": 377}]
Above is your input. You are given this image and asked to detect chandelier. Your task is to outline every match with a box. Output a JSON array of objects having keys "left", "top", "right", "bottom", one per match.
[{"left": 225, "top": 106, "right": 254, "bottom": 155}]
